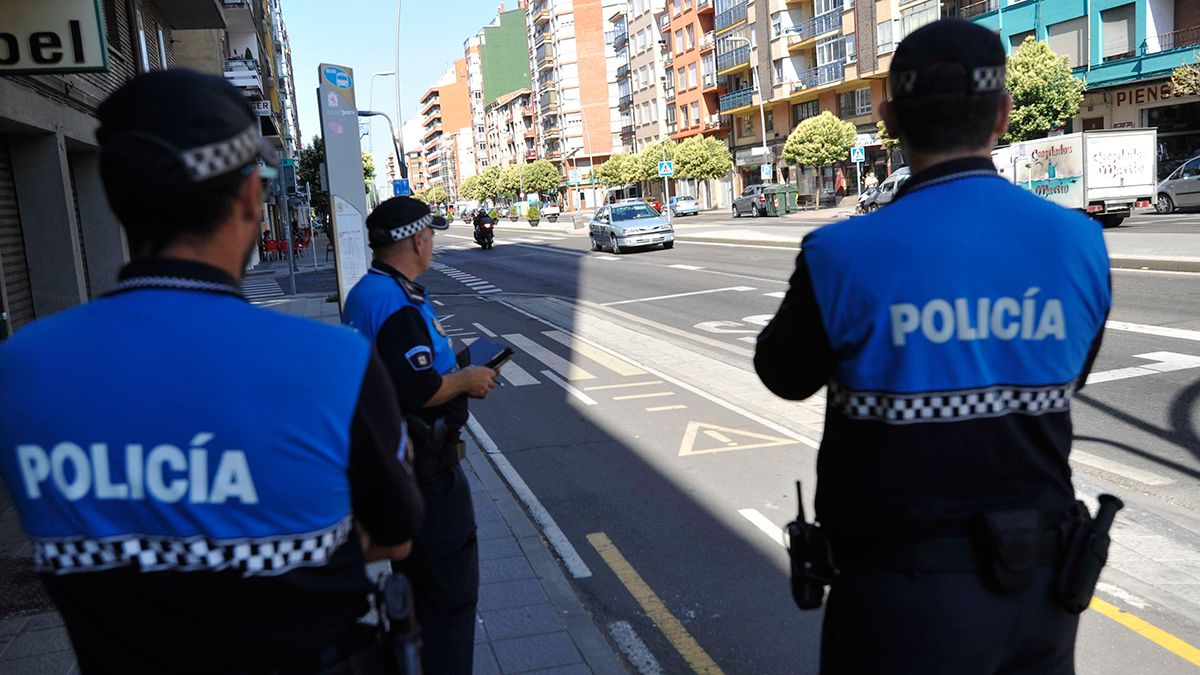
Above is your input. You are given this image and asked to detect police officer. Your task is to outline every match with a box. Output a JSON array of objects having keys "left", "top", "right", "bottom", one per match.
[
  {"left": 0, "top": 70, "right": 425, "bottom": 674},
  {"left": 756, "top": 21, "right": 1111, "bottom": 673},
  {"left": 343, "top": 197, "right": 497, "bottom": 675}
]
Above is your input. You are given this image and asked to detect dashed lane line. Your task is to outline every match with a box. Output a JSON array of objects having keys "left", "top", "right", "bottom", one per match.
[
  {"left": 601, "top": 286, "right": 756, "bottom": 307},
  {"left": 612, "top": 392, "right": 677, "bottom": 401},
  {"left": 583, "top": 381, "right": 665, "bottom": 391},
  {"left": 1106, "top": 320, "right": 1200, "bottom": 342},
  {"left": 540, "top": 369, "right": 598, "bottom": 406}
]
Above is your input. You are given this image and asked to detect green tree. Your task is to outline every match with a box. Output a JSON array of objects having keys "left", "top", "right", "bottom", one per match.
[
  {"left": 876, "top": 120, "right": 900, "bottom": 153},
  {"left": 459, "top": 175, "right": 483, "bottom": 201},
  {"left": 595, "top": 153, "right": 636, "bottom": 186},
  {"left": 1004, "top": 37, "right": 1085, "bottom": 143},
  {"left": 674, "top": 135, "right": 732, "bottom": 180},
  {"left": 412, "top": 190, "right": 428, "bottom": 204},
  {"left": 475, "top": 166, "right": 505, "bottom": 201},
  {"left": 296, "top": 135, "right": 376, "bottom": 224},
  {"left": 783, "top": 111, "right": 856, "bottom": 205},
  {"left": 424, "top": 185, "right": 448, "bottom": 206},
  {"left": 1169, "top": 60, "right": 1200, "bottom": 98},
  {"left": 500, "top": 164, "right": 524, "bottom": 197},
  {"left": 522, "top": 159, "right": 563, "bottom": 194},
  {"left": 634, "top": 139, "right": 677, "bottom": 183}
]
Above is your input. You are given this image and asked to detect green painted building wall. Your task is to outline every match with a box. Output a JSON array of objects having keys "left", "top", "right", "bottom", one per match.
[{"left": 481, "top": 9, "right": 532, "bottom": 106}]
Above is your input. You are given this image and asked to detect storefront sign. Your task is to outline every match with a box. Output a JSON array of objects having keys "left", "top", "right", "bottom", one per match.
[
  {"left": 1112, "top": 121, "right": 1134, "bottom": 129},
  {"left": 1114, "top": 83, "right": 1176, "bottom": 108},
  {"left": 252, "top": 100, "right": 272, "bottom": 116},
  {"left": 735, "top": 146, "right": 780, "bottom": 167},
  {"left": 0, "top": 0, "right": 107, "bottom": 74}
]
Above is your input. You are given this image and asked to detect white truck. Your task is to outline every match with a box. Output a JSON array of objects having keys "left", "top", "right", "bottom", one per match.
[{"left": 991, "top": 128, "right": 1157, "bottom": 227}]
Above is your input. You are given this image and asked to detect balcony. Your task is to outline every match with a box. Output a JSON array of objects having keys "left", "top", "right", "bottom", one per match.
[
  {"left": 665, "top": 50, "right": 674, "bottom": 65},
  {"left": 540, "top": 92, "right": 559, "bottom": 114},
  {"left": 704, "top": 115, "right": 728, "bottom": 130},
  {"left": 543, "top": 123, "right": 562, "bottom": 136},
  {"left": 545, "top": 148, "right": 563, "bottom": 160},
  {"left": 719, "top": 87, "right": 754, "bottom": 112},
  {"left": 533, "top": 29, "right": 551, "bottom": 47},
  {"left": 220, "top": 0, "right": 255, "bottom": 32},
  {"left": 700, "top": 31, "right": 716, "bottom": 52},
  {"left": 716, "top": 45, "right": 750, "bottom": 73},
  {"left": 787, "top": 10, "right": 842, "bottom": 49},
  {"left": 665, "top": 87, "right": 676, "bottom": 102},
  {"left": 526, "top": 149, "right": 538, "bottom": 161},
  {"left": 790, "top": 61, "right": 845, "bottom": 91},
  {"left": 223, "top": 58, "right": 263, "bottom": 96},
  {"left": 536, "top": 45, "right": 555, "bottom": 71},
  {"left": 659, "top": 14, "right": 670, "bottom": 31},
  {"left": 715, "top": 1, "right": 747, "bottom": 32},
  {"left": 521, "top": 105, "right": 534, "bottom": 117},
  {"left": 617, "top": 63, "right": 630, "bottom": 80},
  {"left": 959, "top": 0, "right": 998, "bottom": 19},
  {"left": 697, "top": 0, "right": 714, "bottom": 14},
  {"left": 614, "top": 29, "right": 628, "bottom": 50},
  {"left": 1154, "top": 25, "right": 1200, "bottom": 52},
  {"left": 525, "top": 128, "right": 537, "bottom": 139},
  {"left": 619, "top": 93, "right": 634, "bottom": 108},
  {"left": 620, "top": 123, "right": 635, "bottom": 138},
  {"left": 157, "top": 0, "right": 225, "bottom": 29},
  {"left": 532, "top": 5, "right": 550, "bottom": 24},
  {"left": 702, "top": 73, "right": 719, "bottom": 90}
]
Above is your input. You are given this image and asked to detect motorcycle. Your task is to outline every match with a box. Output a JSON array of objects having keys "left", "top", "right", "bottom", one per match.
[
  {"left": 856, "top": 186, "right": 879, "bottom": 215},
  {"left": 473, "top": 216, "right": 495, "bottom": 250}
]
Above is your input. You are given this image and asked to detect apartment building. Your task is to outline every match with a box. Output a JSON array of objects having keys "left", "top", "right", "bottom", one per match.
[
  {"left": 611, "top": 9, "right": 637, "bottom": 153},
  {"left": 419, "top": 60, "right": 473, "bottom": 196},
  {"left": 0, "top": 0, "right": 243, "bottom": 339},
  {"left": 470, "top": 5, "right": 533, "bottom": 172},
  {"left": 465, "top": 37, "right": 488, "bottom": 172},
  {"left": 485, "top": 90, "right": 537, "bottom": 169},
  {"left": 529, "top": 0, "right": 624, "bottom": 209},
  {"left": 627, "top": 1, "right": 672, "bottom": 151},
  {"left": 667, "top": 0, "right": 727, "bottom": 143},
  {"left": 968, "top": 0, "right": 1198, "bottom": 177}
]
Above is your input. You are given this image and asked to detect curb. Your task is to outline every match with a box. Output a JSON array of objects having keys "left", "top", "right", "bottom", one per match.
[
  {"left": 462, "top": 432, "right": 627, "bottom": 675},
  {"left": 676, "top": 235, "right": 800, "bottom": 249}
]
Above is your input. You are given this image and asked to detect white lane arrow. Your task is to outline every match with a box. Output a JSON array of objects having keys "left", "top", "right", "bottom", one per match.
[{"left": 1086, "top": 351, "right": 1200, "bottom": 385}]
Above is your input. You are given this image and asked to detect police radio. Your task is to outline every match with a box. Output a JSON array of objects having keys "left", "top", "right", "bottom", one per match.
[{"left": 785, "top": 482, "right": 838, "bottom": 610}]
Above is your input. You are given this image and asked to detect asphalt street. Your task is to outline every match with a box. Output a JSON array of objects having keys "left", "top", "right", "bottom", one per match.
[{"left": 428, "top": 213, "right": 1200, "bottom": 674}]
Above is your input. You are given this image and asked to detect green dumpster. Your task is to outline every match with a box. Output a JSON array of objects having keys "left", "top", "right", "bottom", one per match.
[{"left": 762, "top": 185, "right": 801, "bottom": 216}]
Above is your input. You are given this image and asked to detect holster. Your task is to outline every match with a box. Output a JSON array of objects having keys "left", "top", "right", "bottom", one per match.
[
  {"left": 1056, "top": 495, "right": 1124, "bottom": 614},
  {"left": 972, "top": 508, "right": 1043, "bottom": 594},
  {"left": 785, "top": 482, "right": 838, "bottom": 610},
  {"left": 406, "top": 416, "right": 462, "bottom": 484}
]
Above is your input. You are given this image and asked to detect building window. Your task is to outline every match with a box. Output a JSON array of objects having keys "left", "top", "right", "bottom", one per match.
[
  {"left": 1009, "top": 30, "right": 1034, "bottom": 51},
  {"left": 773, "top": 58, "right": 784, "bottom": 81},
  {"left": 678, "top": 67, "right": 686, "bottom": 88},
  {"left": 1047, "top": 17, "right": 1088, "bottom": 69},
  {"left": 686, "top": 25, "right": 695, "bottom": 50},
  {"left": 816, "top": 35, "right": 845, "bottom": 66},
  {"left": 105, "top": 0, "right": 123, "bottom": 50},
  {"left": 739, "top": 115, "right": 754, "bottom": 138},
  {"left": 156, "top": 26, "right": 168, "bottom": 68},
  {"left": 691, "top": 101, "right": 700, "bottom": 127},
  {"left": 1101, "top": 4, "right": 1135, "bottom": 62},
  {"left": 900, "top": 0, "right": 938, "bottom": 40},
  {"left": 676, "top": 30, "right": 684, "bottom": 54},
  {"left": 839, "top": 88, "right": 871, "bottom": 118},
  {"left": 877, "top": 19, "right": 900, "bottom": 55},
  {"left": 666, "top": 105, "right": 677, "bottom": 126},
  {"left": 131, "top": 2, "right": 149, "bottom": 73},
  {"left": 765, "top": 110, "right": 774, "bottom": 132},
  {"left": 688, "top": 63, "right": 697, "bottom": 88},
  {"left": 845, "top": 34, "right": 856, "bottom": 63},
  {"left": 814, "top": 0, "right": 841, "bottom": 15},
  {"left": 772, "top": 12, "right": 784, "bottom": 38},
  {"left": 792, "top": 100, "right": 819, "bottom": 125}
]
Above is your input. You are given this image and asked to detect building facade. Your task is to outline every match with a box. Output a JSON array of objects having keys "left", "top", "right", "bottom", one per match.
[
  {"left": 970, "top": 0, "right": 1199, "bottom": 177},
  {"left": 467, "top": 6, "right": 533, "bottom": 173},
  {"left": 485, "top": 89, "right": 537, "bottom": 169},
  {"left": 629, "top": 0, "right": 672, "bottom": 151},
  {"left": 0, "top": 0, "right": 235, "bottom": 340},
  {"left": 420, "top": 59, "right": 473, "bottom": 195}
]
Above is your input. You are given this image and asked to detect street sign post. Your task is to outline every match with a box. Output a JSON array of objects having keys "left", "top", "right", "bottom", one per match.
[
  {"left": 658, "top": 160, "right": 673, "bottom": 223},
  {"left": 393, "top": 179, "right": 411, "bottom": 196},
  {"left": 850, "top": 146, "right": 865, "bottom": 195},
  {"left": 317, "top": 63, "right": 370, "bottom": 310},
  {"left": 760, "top": 164, "right": 772, "bottom": 181},
  {"left": 658, "top": 161, "right": 674, "bottom": 177}
]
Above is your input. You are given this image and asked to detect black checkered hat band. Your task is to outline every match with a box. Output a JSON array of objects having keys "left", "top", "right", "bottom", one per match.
[
  {"left": 894, "top": 65, "right": 1005, "bottom": 96},
  {"left": 180, "top": 125, "right": 260, "bottom": 182},
  {"left": 390, "top": 213, "right": 434, "bottom": 241}
]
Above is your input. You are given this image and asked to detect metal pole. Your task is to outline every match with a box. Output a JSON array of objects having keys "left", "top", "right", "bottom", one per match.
[
  {"left": 661, "top": 144, "right": 672, "bottom": 224},
  {"left": 394, "top": 0, "right": 408, "bottom": 179},
  {"left": 307, "top": 181, "right": 318, "bottom": 271},
  {"left": 280, "top": 191, "right": 296, "bottom": 294}
]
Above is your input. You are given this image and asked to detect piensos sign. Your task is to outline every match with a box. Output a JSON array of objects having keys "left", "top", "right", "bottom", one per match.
[{"left": 0, "top": 0, "right": 107, "bottom": 74}]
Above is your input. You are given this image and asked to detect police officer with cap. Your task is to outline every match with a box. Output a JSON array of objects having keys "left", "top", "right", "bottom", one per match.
[
  {"left": 343, "top": 196, "right": 498, "bottom": 675},
  {"left": 756, "top": 20, "right": 1111, "bottom": 672},
  {"left": 0, "top": 70, "right": 425, "bottom": 673}
]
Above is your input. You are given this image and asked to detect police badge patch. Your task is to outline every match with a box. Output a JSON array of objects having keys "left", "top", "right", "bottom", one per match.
[{"left": 405, "top": 346, "right": 434, "bottom": 371}]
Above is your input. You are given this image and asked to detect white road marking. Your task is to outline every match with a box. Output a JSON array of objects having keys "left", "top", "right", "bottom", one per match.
[
  {"left": 479, "top": 289, "right": 504, "bottom": 294},
  {"left": 607, "top": 621, "right": 664, "bottom": 675},
  {"left": 602, "top": 286, "right": 756, "bottom": 307},
  {"left": 1095, "top": 582, "right": 1151, "bottom": 610},
  {"left": 1070, "top": 450, "right": 1173, "bottom": 486},
  {"left": 497, "top": 360, "right": 540, "bottom": 387},
  {"left": 1086, "top": 351, "right": 1200, "bottom": 384},
  {"left": 433, "top": 300, "right": 444, "bottom": 306},
  {"left": 504, "top": 333, "right": 596, "bottom": 380},
  {"left": 542, "top": 330, "right": 646, "bottom": 376},
  {"left": 646, "top": 404, "right": 688, "bottom": 412},
  {"left": 472, "top": 322, "right": 497, "bottom": 337},
  {"left": 465, "top": 415, "right": 592, "bottom": 579},
  {"left": 669, "top": 264, "right": 704, "bottom": 270},
  {"left": 738, "top": 509, "right": 787, "bottom": 548},
  {"left": 583, "top": 380, "right": 665, "bottom": 391},
  {"left": 540, "top": 369, "right": 599, "bottom": 405},
  {"left": 1106, "top": 320, "right": 1200, "bottom": 343},
  {"left": 764, "top": 291, "right": 787, "bottom": 298},
  {"left": 461, "top": 337, "right": 477, "bottom": 346},
  {"left": 592, "top": 256, "right": 620, "bottom": 262},
  {"left": 738, "top": 336, "right": 757, "bottom": 344},
  {"left": 612, "top": 391, "right": 676, "bottom": 401}
]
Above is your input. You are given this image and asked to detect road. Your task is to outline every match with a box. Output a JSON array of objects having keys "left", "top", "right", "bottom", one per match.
[{"left": 429, "top": 212, "right": 1200, "bottom": 674}]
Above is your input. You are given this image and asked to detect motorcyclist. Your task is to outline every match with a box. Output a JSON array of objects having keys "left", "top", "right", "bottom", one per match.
[{"left": 472, "top": 210, "right": 495, "bottom": 241}]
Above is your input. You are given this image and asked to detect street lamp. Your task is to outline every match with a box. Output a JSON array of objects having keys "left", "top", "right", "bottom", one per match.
[
  {"left": 366, "top": 71, "right": 396, "bottom": 152},
  {"left": 393, "top": 0, "right": 408, "bottom": 179},
  {"left": 358, "top": 110, "right": 403, "bottom": 196},
  {"left": 723, "top": 35, "right": 770, "bottom": 167}
]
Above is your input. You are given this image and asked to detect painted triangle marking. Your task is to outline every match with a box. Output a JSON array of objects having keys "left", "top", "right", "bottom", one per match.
[{"left": 677, "top": 421, "right": 797, "bottom": 456}]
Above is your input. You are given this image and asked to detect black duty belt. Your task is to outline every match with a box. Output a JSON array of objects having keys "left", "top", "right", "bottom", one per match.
[{"left": 833, "top": 527, "right": 1067, "bottom": 573}]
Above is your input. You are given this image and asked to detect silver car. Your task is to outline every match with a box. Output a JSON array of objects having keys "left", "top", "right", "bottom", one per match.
[
  {"left": 667, "top": 195, "right": 700, "bottom": 216},
  {"left": 589, "top": 202, "right": 675, "bottom": 254},
  {"left": 1155, "top": 155, "right": 1200, "bottom": 214}
]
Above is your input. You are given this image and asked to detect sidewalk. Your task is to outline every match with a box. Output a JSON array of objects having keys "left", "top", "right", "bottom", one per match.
[{"left": 0, "top": 292, "right": 626, "bottom": 675}]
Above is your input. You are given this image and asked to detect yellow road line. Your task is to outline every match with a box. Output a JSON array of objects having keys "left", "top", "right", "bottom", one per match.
[
  {"left": 646, "top": 404, "right": 689, "bottom": 412},
  {"left": 583, "top": 380, "right": 664, "bottom": 391},
  {"left": 1090, "top": 597, "right": 1200, "bottom": 667},
  {"left": 587, "top": 532, "right": 724, "bottom": 674},
  {"left": 613, "top": 391, "right": 677, "bottom": 401}
]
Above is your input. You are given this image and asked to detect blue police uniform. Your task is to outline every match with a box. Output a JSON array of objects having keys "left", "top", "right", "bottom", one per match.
[
  {"left": 0, "top": 259, "right": 423, "bottom": 674},
  {"left": 757, "top": 158, "right": 1111, "bottom": 673},
  {"left": 344, "top": 261, "right": 478, "bottom": 675}
]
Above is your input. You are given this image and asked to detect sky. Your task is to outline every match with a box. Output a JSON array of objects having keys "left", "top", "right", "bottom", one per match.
[{"left": 284, "top": 0, "right": 508, "bottom": 186}]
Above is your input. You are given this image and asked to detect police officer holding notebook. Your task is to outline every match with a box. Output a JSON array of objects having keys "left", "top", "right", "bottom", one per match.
[
  {"left": 343, "top": 196, "right": 498, "bottom": 675},
  {"left": 756, "top": 21, "right": 1115, "bottom": 673},
  {"left": 0, "top": 70, "right": 424, "bottom": 674}
]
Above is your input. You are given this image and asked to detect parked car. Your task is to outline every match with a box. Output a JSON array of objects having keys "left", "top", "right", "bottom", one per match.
[
  {"left": 645, "top": 198, "right": 663, "bottom": 213},
  {"left": 588, "top": 202, "right": 675, "bottom": 254},
  {"left": 732, "top": 183, "right": 781, "bottom": 217},
  {"left": 1156, "top": 154, "right": 1200, "bottom": 214},
  {"left": 541, "top": 201, "right": 561, "bottom": 222},
  {"left": 862, "top": 167, "right": 911, "bottom": 212},
  {"left": 667, "top": 195, "right": 700, "bottom": 216}
]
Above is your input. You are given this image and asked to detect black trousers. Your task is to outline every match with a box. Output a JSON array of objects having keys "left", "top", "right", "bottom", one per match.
[
  {"left": 820, "top": 566, "right": 1079, "bottom": 675},
  {"left": 397, "top": 462, "right": 479, "bottom": 675}
]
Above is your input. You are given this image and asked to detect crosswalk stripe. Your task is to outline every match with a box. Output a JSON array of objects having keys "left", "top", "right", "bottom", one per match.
[
  {"left": 504, "top": 333, "right": 596, "bottom": 380},
  {"left": 473, "top": 322, "right": 497, "bottom": 337},
  {"left": 763, "top": 291, "right": 786, "bottom": 298},
  {"left": 542, "top": 330, "right": 646, "bottom": 376},
  {"left": 498, "top": 360, "right": 540, "bottom": 386}
]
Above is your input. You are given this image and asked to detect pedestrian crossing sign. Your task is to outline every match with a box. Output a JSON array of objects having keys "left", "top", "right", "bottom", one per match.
[
  {"left": 658, "top": 161, "right": 674, "bottom": 177},
  {"left": 850, "top": 147, "right": 866, "bottom": 163}
]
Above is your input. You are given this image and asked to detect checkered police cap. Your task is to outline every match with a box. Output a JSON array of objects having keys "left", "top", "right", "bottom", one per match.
[
  {"left": 97, "top": 69, "right": 279, "bottom": 190},
  {"left": 889, "top": 20, "right": 1006, "bottom": 100},
  {"left": 367, "top": 197, "right": 449, "bottom": 245}
]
